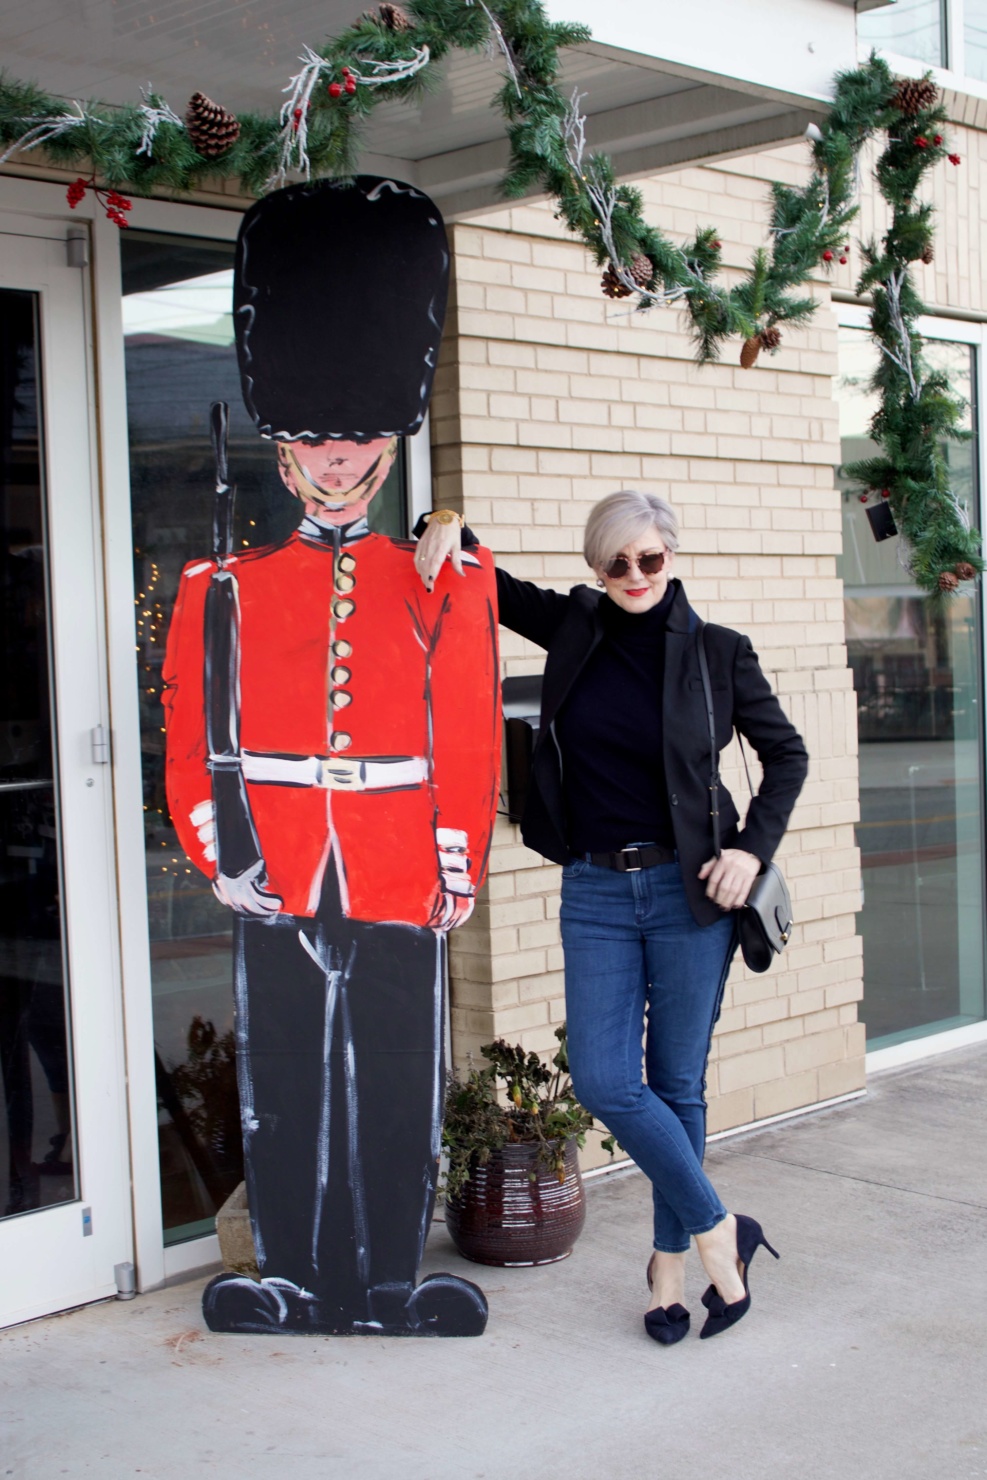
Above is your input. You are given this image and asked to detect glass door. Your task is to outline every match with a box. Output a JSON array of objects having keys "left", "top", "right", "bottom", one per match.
[
  {"left": 0, "top": 223, "right": 131, "bottom": 1326},
  {"left": 837, "top": 319, "right": 987, "bottom": 1049},
  {"left": 118, "top": 230, "right": 408, "bottom": 1247}
]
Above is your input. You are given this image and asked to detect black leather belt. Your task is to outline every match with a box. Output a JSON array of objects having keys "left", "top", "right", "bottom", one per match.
[{"left": 586, "top": 844, "right": 676, "bottom": 872}]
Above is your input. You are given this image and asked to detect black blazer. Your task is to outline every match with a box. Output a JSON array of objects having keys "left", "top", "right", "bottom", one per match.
[{"left": 496, "top": 569, "right": 809, "bottom": 928}]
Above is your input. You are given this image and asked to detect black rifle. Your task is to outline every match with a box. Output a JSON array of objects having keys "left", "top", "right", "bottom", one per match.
[{"left": 204, "top": 401, "right": 263, "bottom": 880}]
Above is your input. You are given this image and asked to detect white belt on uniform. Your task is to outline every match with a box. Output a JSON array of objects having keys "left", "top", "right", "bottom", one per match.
[{"left": 229, "top": 751, "right": 429, "bottom": 791}]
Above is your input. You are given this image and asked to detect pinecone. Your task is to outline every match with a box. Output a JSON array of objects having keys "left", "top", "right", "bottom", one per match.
[
  {"left": 740, "top": 335, "right": 762, "bottom": 369},
  {"left": 921, "top": 243, "right": 935, "bottom": 265},
  {"left": 938, "top": 569, "right": 959, "bottom": 592},
  {"left": 601, "top": 264, "right": 632, "bottom": 299},
  {"left": 628, "top": 252, "right": 653, "bottom": 288},
  {"left": 377, "top": 2, "right": 412, "bottom": 27},
  {"left": 955, "top": 561, "right": 976, "bottom": 581},
  {"left": 185, "top": 92, "right": 241, "bottom": 160},
  {"left": 893, "top": 77, "right": 939, "bottom": 117},
  {"left": 600, "top": 253, "right": 653, "bottom": 300},
  {"left": 760, "top": 325, "right": 782, "bottom": 351}
]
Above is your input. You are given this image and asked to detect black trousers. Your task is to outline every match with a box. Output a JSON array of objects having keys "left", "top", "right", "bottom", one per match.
[{"left": 233, "top": 895, "right": 443, "bottom": 1328}]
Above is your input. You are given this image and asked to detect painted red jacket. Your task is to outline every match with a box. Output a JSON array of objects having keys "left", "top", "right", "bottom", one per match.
[{"left": 162, "top": 526, "right": 500, "bottom": 926}]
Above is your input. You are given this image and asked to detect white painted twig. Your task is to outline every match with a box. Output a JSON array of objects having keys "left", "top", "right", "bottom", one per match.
[
  {"left": 881, "top": 267, "right": 920, "bottom": 399},
  {"left": 268, "top": 42, "right": 431, "bottom": 189},
  {"left": 466, "top": 0, "right": 522, "bottom": 98},
  {"left": 561, "top": 90, "right": 695, "bottom": 308},
  {"left": 0, "top": 101, "right": 92, "bottom": 165},
  {"left": 137, "top": 86, "right": 184, "bottom": 158},
  {"left": 349, "top": 45, "right": 430, "bottom": 87},
  {"left": 269, "top": 45, "right": 331, "bottom": 188}
]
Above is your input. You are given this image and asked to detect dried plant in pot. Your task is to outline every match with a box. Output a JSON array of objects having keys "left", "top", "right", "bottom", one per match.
[{"left": 441, "top": 1027, "right": 613, "bottom": 1267}]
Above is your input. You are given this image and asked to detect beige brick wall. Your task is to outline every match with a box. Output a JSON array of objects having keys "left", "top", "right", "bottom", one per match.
[{"left": 435, "top": 145, "right": 867, "bottom": 1158}]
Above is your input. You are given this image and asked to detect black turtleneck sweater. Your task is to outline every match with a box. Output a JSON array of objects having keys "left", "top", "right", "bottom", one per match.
[{"left": 555, "top": 582, "right": 676, "bottom": 855}]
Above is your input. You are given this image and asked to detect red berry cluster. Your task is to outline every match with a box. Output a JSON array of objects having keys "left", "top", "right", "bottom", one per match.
[
  {"left": 104, "top": 190, "right": 132, "bottom": 228},
  {"left": 949, "top": 153, "right": 962, "bottom": 166},
  {"left": 329, "top": 66, "right": 357, "bottom": 99},
  {"left": 65, "top": 176, "right": 132, "bottom": 228}
]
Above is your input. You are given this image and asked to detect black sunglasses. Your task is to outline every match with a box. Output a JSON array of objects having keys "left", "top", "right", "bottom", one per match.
[{"left": 604, "top": 549, "right": 666, "bottom": 580}]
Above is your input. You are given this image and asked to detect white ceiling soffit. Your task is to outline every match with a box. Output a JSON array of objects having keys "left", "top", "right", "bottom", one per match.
[{"left": 0, "top": 0, "right": 881, "bottom": 216}]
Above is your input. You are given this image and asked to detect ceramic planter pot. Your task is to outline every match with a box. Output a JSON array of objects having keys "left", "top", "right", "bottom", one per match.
[{"left": 444, "top": 1139, "right": 586, "bottom": 1266}]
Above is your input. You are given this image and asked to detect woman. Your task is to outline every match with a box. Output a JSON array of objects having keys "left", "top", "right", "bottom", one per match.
[{"left": 415, "top": 490, "right": 808, "bottom": 1343}]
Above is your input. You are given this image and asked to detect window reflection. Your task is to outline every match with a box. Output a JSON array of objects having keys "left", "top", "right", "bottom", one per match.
[
  {"left": 857, "top": 0, "right": 947, "bottom": 67},
  {"left": 966, "top": 0, "right": 987, "bottom": 79},
  {"left": 837, "top": 326, "right": 986, "bottom": 1046},
  {"left": 122, "top": 232, "right": 406, "bottom": 1243}
]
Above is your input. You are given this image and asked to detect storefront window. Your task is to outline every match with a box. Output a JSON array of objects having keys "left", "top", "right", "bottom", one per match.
[
  {"left": 121, "top": 231, "right": 406, "bottom": 1243},
  {"left": 837, "top": 325, "right": 986, "bottom": 1048},
  {"left": 965, "top": 0, "right": 987, "bottom": 79},
  {"left": 858, "top": 0, "right": 947, "bottom": 68}
]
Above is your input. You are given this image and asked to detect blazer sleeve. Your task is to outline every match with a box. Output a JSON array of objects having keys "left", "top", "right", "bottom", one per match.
[
  {"left": 494, "top": 566, "right": 571, "bottom": 650},
  {"left": 731, "top": 636, "right": 809, "bottom": 865},
  {"left": 411, "top": 512, "right": 570, "bottom": 650}
]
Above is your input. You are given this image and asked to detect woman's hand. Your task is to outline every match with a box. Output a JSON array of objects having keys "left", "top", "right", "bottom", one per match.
[
  {"left": 414, "top": 516, "right": 465, "bottom": 590},
  {"left": 698, "top": 849, "right": 761, "bottom": 911}
]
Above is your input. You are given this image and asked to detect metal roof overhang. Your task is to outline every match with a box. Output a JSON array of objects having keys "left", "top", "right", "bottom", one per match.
[{"left": 0, "top": 0, "right": 893, "bottom": 216}]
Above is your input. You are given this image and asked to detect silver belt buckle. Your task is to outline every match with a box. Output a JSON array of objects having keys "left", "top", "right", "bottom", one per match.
[{"left": 620, "top": 847, "right": 643, "bottom": 872}]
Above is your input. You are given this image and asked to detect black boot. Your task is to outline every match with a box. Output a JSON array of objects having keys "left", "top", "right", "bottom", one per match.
[
  {"left": 365, "top": 1273, "right": 488, "bottom": 1337},
  {"left": 202, "top": 1273, "right": 320, "bottom": 1335}
]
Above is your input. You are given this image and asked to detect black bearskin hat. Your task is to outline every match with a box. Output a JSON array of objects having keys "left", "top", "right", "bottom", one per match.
[{"left": 234, "top": 176, "right": 449, "bottom": 441}]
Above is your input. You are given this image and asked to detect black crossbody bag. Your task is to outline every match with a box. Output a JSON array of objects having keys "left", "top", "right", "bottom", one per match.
[{"left": 696, "top": 624, "right": 793, "bottom": 973}]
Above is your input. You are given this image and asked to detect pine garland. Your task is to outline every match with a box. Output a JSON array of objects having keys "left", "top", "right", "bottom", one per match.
[
  {"left": 0, "top": 13, "right": 977, "bottom": 589},
  {"left": 839, "top": 71, "right": 981, "bottom": 593}
]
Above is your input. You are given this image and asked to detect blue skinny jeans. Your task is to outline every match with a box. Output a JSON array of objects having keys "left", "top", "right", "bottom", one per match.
[{"left": 560, "top": 857, "right": 737, "bottom": 1253}]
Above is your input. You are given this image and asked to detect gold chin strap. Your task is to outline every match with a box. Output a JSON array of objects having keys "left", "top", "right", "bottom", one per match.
[{"left": 282, "top": 440, "right": 397, "bottom": 505}]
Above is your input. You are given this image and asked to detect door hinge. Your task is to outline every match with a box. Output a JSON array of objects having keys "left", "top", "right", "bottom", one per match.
[
  {"left": 91, "top": 724, "right": 111, "bottom": 765},
  {"left": 66, "top": 225, "right": 90, "bottom": 269}
]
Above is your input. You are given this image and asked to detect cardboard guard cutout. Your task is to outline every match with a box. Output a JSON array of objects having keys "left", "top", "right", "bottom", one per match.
[{"left": 162, "top": 178, "right": 500, "bottom": 1337}]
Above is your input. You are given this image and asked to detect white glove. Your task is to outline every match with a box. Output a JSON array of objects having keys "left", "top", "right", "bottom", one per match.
[
  {"left": 190, "top": 798, "right": 217, "bottom": 863},
  {"left": 434, "top": 827, "right": 475, "bottom": 931},
  {"left": 212, "top": 858, "right": 283, "bottom": 917}
]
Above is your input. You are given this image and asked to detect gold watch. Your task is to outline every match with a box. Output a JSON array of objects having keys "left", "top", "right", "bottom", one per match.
[{"left": 426, "top": 509, "right": 465, "bottom": 528}]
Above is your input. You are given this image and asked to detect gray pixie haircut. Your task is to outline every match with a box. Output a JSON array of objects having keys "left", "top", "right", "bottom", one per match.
[{"left": 583, "top": 490, "right": 680, "bottom": 571}]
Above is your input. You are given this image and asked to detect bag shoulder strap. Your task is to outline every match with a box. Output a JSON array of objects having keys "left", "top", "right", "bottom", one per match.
[
  {"left": 695, "top": 622, "right": 722, "bottom": 860},
  {"left": 736, "top": 730, "right": 755, "bottom": 795}
]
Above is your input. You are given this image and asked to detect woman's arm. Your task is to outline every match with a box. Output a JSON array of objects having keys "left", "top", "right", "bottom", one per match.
[
  {"left": 698, "top": 634, "right": 806, "bottom": 911},
  {"left": 730, "top": 636, "right": 809, "bottom": 865},
  {"left": 413, "top": 513, "right": 571, "bottom": 650}
]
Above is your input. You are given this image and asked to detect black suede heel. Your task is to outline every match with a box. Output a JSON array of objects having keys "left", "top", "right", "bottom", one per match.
[
  {"left": 645, "top": 1252, "right": 691, "bottom": 1345},
  {"left": 644, "top": 1302, "right": 691, "bottom": 1345},
  {"left": 698, "top": 1214, "right": 780, "bottom": 1340}
]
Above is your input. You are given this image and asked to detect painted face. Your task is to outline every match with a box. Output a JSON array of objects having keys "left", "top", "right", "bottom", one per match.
[
  {"left": 598, "top": 524, "right": 674, "bottom": 615},
  {"left": 277, "top": 437, "right": 398, "bottom": 525}
]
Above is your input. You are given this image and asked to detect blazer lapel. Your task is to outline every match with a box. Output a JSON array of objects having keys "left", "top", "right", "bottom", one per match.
[{"left": 662, "top": 580, "right": 695, "bottom": 734}]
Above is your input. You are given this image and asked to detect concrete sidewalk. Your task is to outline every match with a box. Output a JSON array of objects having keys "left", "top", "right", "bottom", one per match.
[{"left": 3, "top": 1044, "right": 986, "bottom": 1480}]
